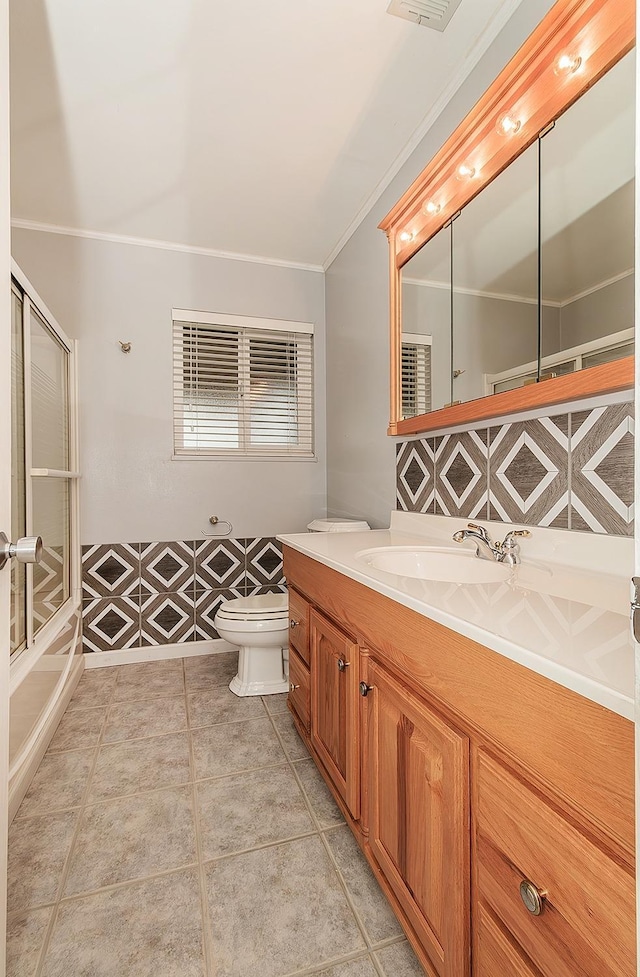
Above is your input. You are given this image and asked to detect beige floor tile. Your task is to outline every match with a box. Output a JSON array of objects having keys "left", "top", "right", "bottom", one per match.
[
  {"left": 103, "top": 695, "right": 187, "bottom": 742},
  {"left": 187, "top": 685, "right": 265, "bottom": 728},
  {"left": 68, "top": 669, "right": 118, "bottom": 710},
  {"left": 273, "top": 710, "right": 311, "bottom": 760},
  {"left": 260, "top": 691, "right": 289, "bottom": 715},
  {"left": 191, "top": 718, "right": 285, "bottom": 780},
  {"left": 65, "top": 786, "right": 197, "bottom": 896},
  {"left": 7, "top": 811, "right": 78, "bottom": 913},
  {"left": 294, "top": 758, "right": 345, "bottom": 829},
  {"left": 184, "top": 652, "right": 238, "bottom": 690},
  {"left": 42, "top": 870, "right": 205, "bottom": 977},
  {"left": 325, "top": 826, "right": 403, "bottom": 944},
  {"left": 47, "top": 707, "right": 107, "bottom": 754},
  {"left": 204, "top": 835, "right": 365, "bottom": 977},
  {"left": 6, "top": 907, "right": 52, "bottom": 977},
  {"left": 112, "top": 664, "right": 184, "bottom": 701},
  {"left": 308, "top": 956, "right": 379, "bottom": 977},
  {"left": 374, "top": 941, "right": 426, "bottom": 975},
  {"left": 88, "top": 732, "right": 191, "bottom": 802},
  {"left": 197, "top": 765, "right": 314, "bottom": 860},
  {"left": 16, "top": 750, "right": 94, "bottom": 818}
]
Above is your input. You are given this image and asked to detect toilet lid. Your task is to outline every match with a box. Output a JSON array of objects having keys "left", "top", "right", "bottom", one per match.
[{"left": 215, "top": 593, "right": 288, "bottom": 621}]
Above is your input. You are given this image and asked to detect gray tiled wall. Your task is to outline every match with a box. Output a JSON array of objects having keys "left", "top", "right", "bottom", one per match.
[
  {"left": 396, "top": 401, "right": 634, "bottom": 536},
  {"left": 82, "top": 537, "right": 286, "bottom": 653}
]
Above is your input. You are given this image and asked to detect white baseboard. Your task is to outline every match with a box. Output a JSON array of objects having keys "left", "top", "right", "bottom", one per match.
[{"left": 83, "top": 638, "right": 238, "bottom": 669}]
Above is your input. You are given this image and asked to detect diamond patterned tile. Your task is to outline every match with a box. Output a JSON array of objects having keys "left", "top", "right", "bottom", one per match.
[
  {"left": 82, "top": 543, "right": 140, "bottom": 599},
  {"left": 82, "top": 598, "right": 141, "bottom": 653},
  {"left": 33, "top": 544, "right": 64, "bottom": 601},
  {"left": 140, "top": 542, "right": 195, "bottom": 593},
  {"left": 141, "top": 592, "right": 196, "bottom": 645},
  {"left": 245, "top": 537, "right": 284, "bottom": 586},
  {"left": 194, "top": 589, "right": 244, "bottom": 640},
  {"left": 194, "top": 538, "right": 246, "bottom": 592},
  {"left": 434, "top": 429, "right": 489, "bottom": 519},
  {"left": 396, "top": 439, "right": 434, "bottom": 513},
  {"left": 570, "top": 402, "right": 634, "bottom": 535},
  {"left": 488, "top": 415, "right": 569, "bottom": 527}
]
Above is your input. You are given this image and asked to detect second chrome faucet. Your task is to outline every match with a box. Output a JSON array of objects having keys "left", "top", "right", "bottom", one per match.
[{"left": 452, "top": 523, "right": 531, "bottom": 566}]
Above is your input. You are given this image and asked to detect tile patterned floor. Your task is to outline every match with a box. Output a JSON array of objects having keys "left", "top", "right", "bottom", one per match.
[{"left": 6, "top": 653, "right": 426, "bottom": 977}]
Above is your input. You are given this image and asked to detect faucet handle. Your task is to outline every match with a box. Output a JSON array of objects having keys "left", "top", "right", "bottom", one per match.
[
  {"left": 467, "top": 523, "right": 492, "bottom": 544},
  {"left": 501, "top": 529, "right": 531, "bottom": 545}
]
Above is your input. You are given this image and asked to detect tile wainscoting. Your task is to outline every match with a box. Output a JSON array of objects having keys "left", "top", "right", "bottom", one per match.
[
  {"left": 397, "top": 399, "right": 634, "bottom": 536},
  {"left": 82, "top": 537, "right": 287, "bottom": 653}
]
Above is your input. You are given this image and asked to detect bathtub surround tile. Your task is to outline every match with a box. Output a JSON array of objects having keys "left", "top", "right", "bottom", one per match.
[
  {"left": 434, "top": 430, "right": 489, "bottom": 519},
  {"left": 187, "top": 685, "right": 265, "bottom": 728},
  {"left": 81, "top": 543, "right": 140, "bottom": 599},
  {"left": 68, "top": 668, "right": 118, "bottom": 710},
  {"left": 488, "top": 415, "right": 569, "bottom": 527},
  {"left": 139, "top": 541, "right": 195, "bottom": 594},
  {"left": 184, "top": 650, "right": 239, "bottom": 690},
  {"left": 64, "top": 787, "right": 197, "bottom": 896},
  {"left": 88, "top": 732, "right": 191, "bottom": 801},
  {"left": 244, "top": 536, "right": 285, "bottom": 587},
  {"left": 194, "top": 538, "right": 247, "bottom": 591},
  {"left": 140, "top": 592, "right": 196, "bottom": 644},
  {"left": 196, "top": 765, "right": 314, "bottom": 859},
  {"left": 570, "top": 403, "right": 634, "bottom": 535},
  {"left": 104, "top": 695, "right": 188, "bottom": 742},
  {"left": 82, "top": 597, "right": 141, "bottom": 654},
  {"left": 191, "top": 718, "right": 286, "bottom": 780},
  {"left": 16, "top": 749, "right": 94, "bottom": 818},
  {"left": 7, "top": 810, "right": 78, "bottom": 912},
  {"left": 113, "top": 660, "right": 185, "bottom": 701},
  {"left": 374, "top": 941, "right": 426, "bottom": 976},
  {"left": 47, "top": 706, "right": 107, "bottom": 753},
  {"left": 325, "top": 825, "right": 404, "bottom": 944},
  {"left": 193, "top": 588, "right": 243, "bottom": 640},
  {"left": 42, "top": 870, "right": 205, "bottom": 977},
  {"left": 203, "top": 836, "right": 366, "bottom": 977},
  {"left": 396, "top": 438, "right": 435, "bottom": 513},
  {"left": 294, "top": 758, "right": 345, "bottom": 829},
  {"left": 6, "top": 906, "right": 52, "bottom": 977}
]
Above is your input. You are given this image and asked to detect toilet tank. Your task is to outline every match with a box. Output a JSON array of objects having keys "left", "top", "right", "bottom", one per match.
[{"left": 307, "top": 518, "right": 371, "bottom": 533}]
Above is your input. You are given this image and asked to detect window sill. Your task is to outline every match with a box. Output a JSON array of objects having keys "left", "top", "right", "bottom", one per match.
[{"left": 172, "top": 453, "right": 318, "bottom": 463}]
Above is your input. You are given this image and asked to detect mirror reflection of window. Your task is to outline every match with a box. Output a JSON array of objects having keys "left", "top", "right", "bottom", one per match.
[
  {"left": 400, "top": 222, "right": 452, "bottom": 415},
  {"left": 540, "top": 50, "right": 635, "bottom": 375}
]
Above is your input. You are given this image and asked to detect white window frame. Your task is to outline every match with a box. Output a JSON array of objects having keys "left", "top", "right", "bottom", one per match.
[{"left": 172, "top": 309, "right": 315, "bottom": 461}]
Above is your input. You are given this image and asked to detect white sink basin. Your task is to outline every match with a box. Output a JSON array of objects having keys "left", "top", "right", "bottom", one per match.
[{"left": 356, "top": 546, "right": 510, "bottom": 583}]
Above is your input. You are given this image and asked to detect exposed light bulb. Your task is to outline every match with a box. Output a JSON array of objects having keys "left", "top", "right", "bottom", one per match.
[
  {"left": 423, "top": 201, "right": 441, "bottom": 216},
  {"left": 399, "top": 230, "right": 415, "bottom": 243},
  {"left": 456, "top": 163, "right": 476, "bottom": 181},
  {"left": 554, "top": 53, "right": 582, "bottom": 76},
  {"left": 497, "top": 114, "right": 521, "bottom": 136}
]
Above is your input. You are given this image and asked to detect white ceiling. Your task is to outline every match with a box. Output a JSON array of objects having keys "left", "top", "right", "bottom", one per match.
[{"left": 10, "top": 0, "right": 525, "bottom": 269}]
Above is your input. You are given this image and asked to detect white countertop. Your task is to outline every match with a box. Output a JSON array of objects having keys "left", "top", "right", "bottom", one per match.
[{"left": 278, "top": 512, "right": 635, "bottom": 721}]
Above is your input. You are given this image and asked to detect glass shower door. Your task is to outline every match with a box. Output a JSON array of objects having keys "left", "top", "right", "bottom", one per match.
[{"left": 10, "top": 285, "right": 26, "bottom": 657}]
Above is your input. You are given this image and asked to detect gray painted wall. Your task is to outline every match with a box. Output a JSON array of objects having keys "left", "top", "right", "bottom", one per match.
[
  {"left": 325, "top": 0, "right": 559, "bottom": 529},
  {"left": 12, "top": 229, "right": 326, "bottom": 543}
]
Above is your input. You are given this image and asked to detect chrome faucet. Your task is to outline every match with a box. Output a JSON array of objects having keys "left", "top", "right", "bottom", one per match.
[{"left": 452, "top": 523, "right": 531, "bottom": 565}]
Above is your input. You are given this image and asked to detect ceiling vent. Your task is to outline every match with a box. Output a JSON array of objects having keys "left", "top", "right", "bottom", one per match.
[{"left": 386, "top": 0, "right": 463, "bottom": 31}]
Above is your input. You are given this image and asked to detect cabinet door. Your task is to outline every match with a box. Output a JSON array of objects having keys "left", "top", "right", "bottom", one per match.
[
  {"left": 310, "top": 609, "right": 360, "bottom": 819},
  {"left": 366, "top": 658, "right": 469, "bottom": 977},
  {"left": 288, "top": 588, "right": 310, "bottom": 666},
  {"left": 288, "top": 648, "right": 310, "bottom": 733}
]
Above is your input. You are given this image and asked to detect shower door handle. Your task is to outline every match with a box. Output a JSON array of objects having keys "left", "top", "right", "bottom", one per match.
[{"left": 0, "top": 532, "right": 43, "bottom": 571}]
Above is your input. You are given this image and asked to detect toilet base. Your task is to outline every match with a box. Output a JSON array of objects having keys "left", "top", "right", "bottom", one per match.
[{"left": 229, "top": 645, "right": 289, "bottom": 697}]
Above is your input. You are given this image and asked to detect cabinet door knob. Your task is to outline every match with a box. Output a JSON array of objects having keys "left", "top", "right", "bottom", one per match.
[
  {"left": 289, "top": 682, "right": 300, "bottom": 692},
  {"left": 519, "top": 879, "right": 545, "bottom": 916},
  {"left": 290, "top": 619, "right": 299, "bottom": 628},
  {"left": 337, "top": 658, "right": 349, "bottom": 672},
  {"left": 359, "top": 682, "right": 373, "bottom": 697}
]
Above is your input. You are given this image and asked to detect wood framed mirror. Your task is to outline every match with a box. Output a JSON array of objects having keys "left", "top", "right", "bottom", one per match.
[{"left": 380, "top": 0, "right": 635, "bottom": 437}]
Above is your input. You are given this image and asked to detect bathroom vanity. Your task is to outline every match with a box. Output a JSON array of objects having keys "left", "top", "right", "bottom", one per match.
[{"left": 279, "top": 516, "right": 635, "bottom": 977}]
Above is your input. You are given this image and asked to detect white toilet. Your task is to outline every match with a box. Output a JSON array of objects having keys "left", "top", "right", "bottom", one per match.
[{"left": 214, "top": 593, "right": 290, "bottom": 697}]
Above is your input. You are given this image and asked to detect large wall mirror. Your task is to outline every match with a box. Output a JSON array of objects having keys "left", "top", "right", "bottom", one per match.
[{"left": 381, "top": 0, "right": 635, "bottom": 436}]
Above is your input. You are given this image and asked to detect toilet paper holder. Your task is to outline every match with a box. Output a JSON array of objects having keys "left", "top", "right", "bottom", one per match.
[{"left": 202, "top": 515, "right": 233, "bottom": 538}]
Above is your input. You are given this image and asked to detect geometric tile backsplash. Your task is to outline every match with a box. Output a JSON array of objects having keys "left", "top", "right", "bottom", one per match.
[
  {"left": 82, "top": 537, "right": 286, "bottom": 653},
  {"left": 397, "top": 401, "right": 634, "bottom": 536}
]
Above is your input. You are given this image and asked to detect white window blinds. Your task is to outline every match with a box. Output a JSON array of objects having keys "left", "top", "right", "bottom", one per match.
[
  {"left": 173, "top": 311, "right": 314, "bottom": 458},
  {"left": 401, "top": 333, "right": 431, "bottom": 418}
]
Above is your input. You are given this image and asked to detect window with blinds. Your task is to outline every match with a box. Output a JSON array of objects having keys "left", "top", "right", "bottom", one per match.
[
  {"left": 173, "top": 310, "right": 314, "bottom": 458},
  {"left": 401, "top": 334, "right": 432, "bottom": 418}
]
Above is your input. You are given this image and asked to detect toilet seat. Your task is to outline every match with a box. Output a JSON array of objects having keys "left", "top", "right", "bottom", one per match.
[{"left": 216, "top": 594, "right": 288, "bottom": 622}]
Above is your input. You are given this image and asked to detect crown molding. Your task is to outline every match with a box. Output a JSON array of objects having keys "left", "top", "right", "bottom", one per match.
[{"left": 10, "top": 218, "right": 324, "bottom": 274}]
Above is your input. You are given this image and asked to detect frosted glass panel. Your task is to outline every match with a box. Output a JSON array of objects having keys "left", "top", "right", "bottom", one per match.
[
  {"left": 30, "top": 308, "right": 69, "bottom": 470},
  {"left": 32, "top": 477, "right": 70, "bottom": 634},
  {"left": 11, "top": 289, "right": 27, "bottom": 656}
]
